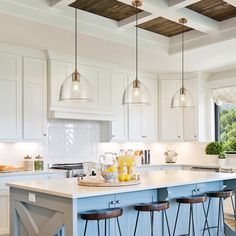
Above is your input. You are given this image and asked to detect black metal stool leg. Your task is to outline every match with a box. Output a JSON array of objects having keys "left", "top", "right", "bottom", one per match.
[
  {"left": 173, "top": 203, "right": 181, "bottom": 236},
  {"left": 84, "top": 220, "right": 88, "bottom": 236},
  {"left": 116, "top": 217, "right": 122, "bottom": 236},
  {"left": 191, "top": 204, "right": 196, "bottom": 236},
  {"left": 202, "top": 197, "right": 212, "bottom": 236},
  {"left": 150, "top": 211, "right": 154, "bottom": 236},
  {"left": 221, "top": 198, "right": 226, "bottom": 236},
  {"left": 231, "top": 196, "right": 236, "bottom": 220},
  {"left": 188, "top": 204, "right": 192, "bottom": 236},
  {"left": 217, "top": 198, "right": 222, "bottom": 236},
  {"left": 105, "top": 219, "right": 107, "bottom": 236},
  {"left": 164, "top": 210, "right": 171, "bottom": 236},
  {"left": 97, "top": 220, "right": 100, "bottom": 236},
  {"left": 201, "top": 202, "right": 211, "bottom": 236},
  {"left": 134, "top": 211, "right": 140, "bottom": 236}
]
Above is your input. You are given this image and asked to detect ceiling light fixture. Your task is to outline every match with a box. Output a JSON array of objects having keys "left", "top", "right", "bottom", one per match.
[
  {"left": 59, "top": 8, "right": 92, "bottom": 102},
  {"left": 171, "top": 18, "right": 194, "bottom": 108},
  {"left": 122, "top": 0, "right": 150, "bottom": 105}
]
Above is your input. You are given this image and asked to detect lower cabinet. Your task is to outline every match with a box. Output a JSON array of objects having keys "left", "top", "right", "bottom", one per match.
[
  {"left": 0, "top": 172, "right": 66, "bottom": 235},
  {"left": 0, "top": 189, "right": 9, "bottom": 235},
  {"left": 77, "top": 190, "right": 158, "bottom": 236}
]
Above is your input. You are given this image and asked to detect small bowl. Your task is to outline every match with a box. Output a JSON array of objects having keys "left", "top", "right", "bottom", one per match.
[{"left": 101, "top": 171, "right": 118, "bottom": 182}]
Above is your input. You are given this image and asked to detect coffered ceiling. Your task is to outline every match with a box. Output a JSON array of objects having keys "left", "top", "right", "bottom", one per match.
[{"left": 2, "top": 0, "right": 236, "bottom": 56}]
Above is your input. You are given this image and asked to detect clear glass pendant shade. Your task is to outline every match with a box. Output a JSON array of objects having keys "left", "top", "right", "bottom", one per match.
[
  {"left": 59, "top": 72, "right": 93, "bottom": 101},
  {"left": 171, "top": 87, "right": 194, "bottom": 108},
  {"left": 122, "top": 80, "right": 150, "bottom": 105}
]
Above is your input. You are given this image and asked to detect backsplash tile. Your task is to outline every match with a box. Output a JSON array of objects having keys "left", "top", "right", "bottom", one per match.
[{"left": 47, "top": 120, "right": 100, "bottom": 164}]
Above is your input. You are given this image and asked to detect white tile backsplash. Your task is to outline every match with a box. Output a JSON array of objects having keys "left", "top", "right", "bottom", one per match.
[{"left": 47, "top": 120, "right": 100, "bottom": 164}]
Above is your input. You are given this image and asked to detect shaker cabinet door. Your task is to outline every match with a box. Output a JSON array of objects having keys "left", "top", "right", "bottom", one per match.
[
  {"left": 159, "top": 79, "right": 183, "bottom": 141},
  {"left": 0, "top": 52, "right": 22, "bottom": 140},
  {"left": 23, "top": 57, "right": 47, "bottom": 140}
]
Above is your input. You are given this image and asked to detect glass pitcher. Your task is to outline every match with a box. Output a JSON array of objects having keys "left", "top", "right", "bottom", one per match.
[{"left": 99, "top": 152, "right": 118, "bottom": 182}]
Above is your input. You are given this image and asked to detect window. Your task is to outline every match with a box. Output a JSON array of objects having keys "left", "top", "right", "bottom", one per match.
[{"left": 215, "top": 103, "right": 236, "bottom": 153}]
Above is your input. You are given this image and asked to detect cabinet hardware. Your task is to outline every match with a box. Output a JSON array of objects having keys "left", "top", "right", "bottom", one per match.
[
  {"left": 194, "top": 135, "right": 197, "bottom": 138},
  {"left": 112, "top": 135, "right": 115, "bottom": 138},
  {"left": 110, "top": 201, "right": 116, "bottom": 205},
  {"left": 178, "top": 136, "right": 180, "bottom": 138},
  {"left": 43, "top": 134, "right": 47, "bottom": 137},
  {"left": 116, "top": 200, "right": 121, "bottom": 204}
]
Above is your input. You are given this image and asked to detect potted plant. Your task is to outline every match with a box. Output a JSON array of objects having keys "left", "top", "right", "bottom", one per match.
[
  {"left": 205, "top": 142, "right": 224, "bottom": 163},
  {"left": 218, "top": 152, "right": 226, "bottom": 166}
]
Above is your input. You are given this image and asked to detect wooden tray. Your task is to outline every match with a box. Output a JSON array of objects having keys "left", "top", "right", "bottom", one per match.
[{"left": 78, "top": 178, "right": 141, "bottom": 187}]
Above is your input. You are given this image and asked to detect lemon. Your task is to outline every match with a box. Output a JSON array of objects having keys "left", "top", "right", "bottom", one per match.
[
  {"left": 119, "top": 174, "right": 126, "bottom": 182},
  {"left": 125, "top": 174, "right": 131, "bottom": 181}
]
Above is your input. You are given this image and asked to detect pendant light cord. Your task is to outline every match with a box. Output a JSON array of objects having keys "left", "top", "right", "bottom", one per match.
[
  {"left": 135, "top": 6, "right": 138, "bottom": 82},
  {"left": 75, "top": 8, "right": 78, "bottom": 73},
  {"left": 181, "top": 23, "right": 184, "bottom": 89}
]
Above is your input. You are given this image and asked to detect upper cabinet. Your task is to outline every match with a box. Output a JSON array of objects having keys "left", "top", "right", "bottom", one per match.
[
  {"left": 0, "top": 52, "right": 22, "bottom": 140},
  {"left": 23, "top": 57, "right": 47, "bottom": 140},
  {"left": 0, "top": 45, "right": 47, "bottom": 141},
  {"left": 128, "top": 76, "right": 157, "bottom": 141},
  {"left": 159, "top": 73, "right": 208, "bottom": 142},
  {"left": 47, "top": 51, "right": 116, "bottom": 121}
]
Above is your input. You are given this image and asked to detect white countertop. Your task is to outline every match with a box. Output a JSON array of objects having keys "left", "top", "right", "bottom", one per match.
[
  {"left": 0, "top": 169, "right": 67, "bottom": 177},
  {"left": 8, "top": 170, "right": 236, "bottom": 199}
]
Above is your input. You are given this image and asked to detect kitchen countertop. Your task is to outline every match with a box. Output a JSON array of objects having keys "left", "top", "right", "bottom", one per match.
[
  {"left": 0, "top": 169, "right": 67, "bottom": 177},
  {"left": 8, "top": 170, "right": 236, "bottom": 199},
  {"left": 138, "top": 162, "right": 236, "bottom": 169}
]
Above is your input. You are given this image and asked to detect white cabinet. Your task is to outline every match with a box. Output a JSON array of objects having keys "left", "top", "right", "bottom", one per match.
[
  {"left": 48, "top": 52, "right": 116, "bottom": 121},
  {"left": 23, "top": 57, "right": 47, "bottom": 140},
  {"left": 159, "top": 79, "right": 182, "bottom": 141},
  {"left": 110, "top": 73, "right": 128, "bottom": 141},
  {"left": 128, "top": 76, "right": 158, "bottom": 141},
  {"left": 159, "top": 74, "right": 206, "bottom": 142},
  {"left": 0, "top": 52, "right": 22, "bottom": 140},
  {"left": 0, "top": 189, "right": 9, "bottom": 235}
]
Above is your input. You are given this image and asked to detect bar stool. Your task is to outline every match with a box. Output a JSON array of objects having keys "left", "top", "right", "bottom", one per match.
[
  {"left": 203, "top": 189, "right": 235, "bottom": 236},
  {"left": 173, "top": 194, "right": 209, "bottom": 236},
  {"left": 80, "top": 207, "right": 123, "bottom": 236},
  {"left": 133, "top": 201, "right": 171, "bottom": 236}
]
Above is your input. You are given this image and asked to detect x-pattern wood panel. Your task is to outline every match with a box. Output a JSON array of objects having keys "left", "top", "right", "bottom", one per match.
[
  {"left": 138, "top": 17, "right": 193, "bottom": 37},
  {"left": 187, "top": 0, "right": 236, "bottom": 21},
  {"left": 70, "top": 0, "right": 142, "bottom": 21}
]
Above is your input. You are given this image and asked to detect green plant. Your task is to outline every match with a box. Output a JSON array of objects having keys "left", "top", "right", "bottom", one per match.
[
  {"left": 218, "top": 152, "right": 226, "bottom": 159},
  {"left": 205, "top": 142, "right": 224, "bottom": 156}
]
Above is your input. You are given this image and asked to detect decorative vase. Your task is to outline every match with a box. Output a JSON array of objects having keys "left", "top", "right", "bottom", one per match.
[
  {"left": 205, "top": 154, "right": 219, "bottom": 163},
  {"left": 218, "top": 159, "right": 226, "bottom": 166}
]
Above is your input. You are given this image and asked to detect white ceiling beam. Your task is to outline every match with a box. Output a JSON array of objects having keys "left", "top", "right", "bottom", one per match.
[
  {"left": 117, "top": 0, "right": 219, "bottom": 33},
  {"left": 168, "top": 0, "right": 201, "bottom": 9},
  {"left": 118, "top": 12, "right": 158, "bottom": 29},
  {"left": 49, "top": 0, "right": 74, "bottom": 8},
  {"left": 222, "top": 0, "right": 236, "bottom": 7}
]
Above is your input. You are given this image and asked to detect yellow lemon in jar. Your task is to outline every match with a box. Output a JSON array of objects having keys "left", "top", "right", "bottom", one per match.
[
  {"left": 125, "top": 174, "right": 131, "bottom": 181},
  {"left": 119, "top": 174, "right": 126, "bottom": 182}
]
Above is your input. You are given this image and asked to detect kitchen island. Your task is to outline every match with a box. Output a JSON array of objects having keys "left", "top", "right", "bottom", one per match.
[{"left": 8, "top": 170, "right": 236, "bottom": 236}]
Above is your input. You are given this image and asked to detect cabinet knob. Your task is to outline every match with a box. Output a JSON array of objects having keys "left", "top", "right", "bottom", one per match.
[
  {"left": 116, "top": 200, "right": 121, "bottom": 204},
  {"left": 110, "top": 201, "right": 116, "bottom": 205},
  {"left": 43, "top": 134, "right": 47, "bottom": 137},
  {"left": 178, "top": 136, "right": 180, "bottom": 139},
  {"left": 112, "top": 135, "right": 115, "bottom": 138},
  {"left": 142, "top": 136, "right": 147, "bottom": 138},
  {"left": 194, "top": 135, "right": 197, "bottom": 138}
]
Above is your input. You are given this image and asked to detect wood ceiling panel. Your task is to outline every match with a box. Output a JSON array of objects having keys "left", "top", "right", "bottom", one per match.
[
  {"left": 187, "top": 0, "right": 236, "bottom": 21},
  {"left": 138, "top": 17, "right": 193, "bottom": 37},
  {"left": 70, "top": 0, "right": 142, "bottom": 22}
]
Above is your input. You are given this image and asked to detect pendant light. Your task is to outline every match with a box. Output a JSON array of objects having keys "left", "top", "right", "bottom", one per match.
[
  {"left": 59, "top": 9, "right": 92, "bottom": 102},
  {"left": 171, "top": 18, "right": 194, "bottom": 108},
  {"left": 122, "top": 0, "right": 150, "bottom": 105}
]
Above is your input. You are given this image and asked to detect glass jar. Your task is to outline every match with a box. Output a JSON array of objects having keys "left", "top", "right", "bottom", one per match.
[
  {"left": 34, "top": 155, "right": 44, "bottom": 171},
  {"left": 23, "top": 155, "right": 34, "bottom": 171},
  {"left": 99, "top": 152, "right": 118, "bottom": 182}
]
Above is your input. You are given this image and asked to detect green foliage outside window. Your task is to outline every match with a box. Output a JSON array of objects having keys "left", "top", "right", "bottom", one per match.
[{"left": 219, "top": 105, "right": 236, "bottom": 152}]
